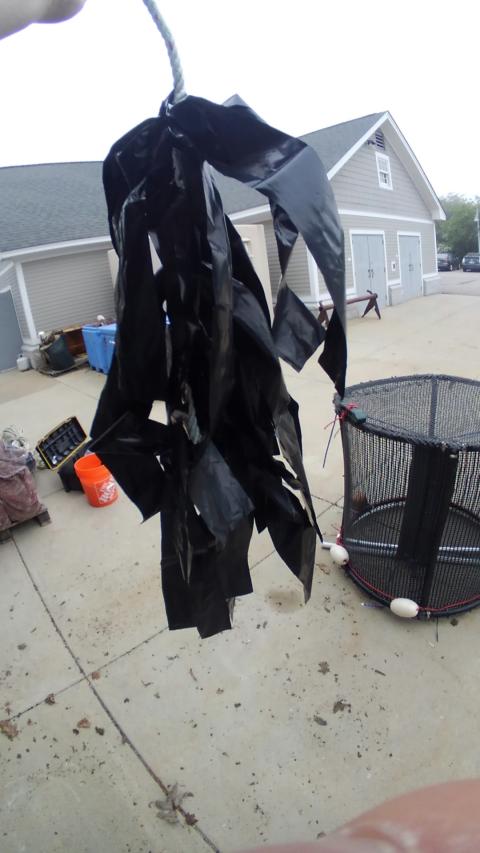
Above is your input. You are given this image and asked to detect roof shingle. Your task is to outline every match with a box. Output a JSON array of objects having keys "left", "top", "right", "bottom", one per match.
[
  {"left": 0, "top": 161, "right": 108, "bottom": 252},
  {"left": 0, "top": 113, "right": 384, "bottom": 252}
]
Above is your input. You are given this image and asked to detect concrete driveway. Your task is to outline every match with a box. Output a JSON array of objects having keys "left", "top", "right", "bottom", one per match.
[
  {"left": 438, "top": 268, "right": 480, "bottom": 296},
  {"left": 1, "top": 292, "right": 480, "bottom": 853}
]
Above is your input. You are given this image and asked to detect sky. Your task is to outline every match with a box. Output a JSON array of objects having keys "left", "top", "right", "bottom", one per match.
[{"left": 0, "top": 0, "right": 478, "bottom": 199}]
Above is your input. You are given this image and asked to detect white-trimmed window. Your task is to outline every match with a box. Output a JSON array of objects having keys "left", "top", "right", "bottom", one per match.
[{"left": 376, "top": 152, "right": 392, "bottom": 190}]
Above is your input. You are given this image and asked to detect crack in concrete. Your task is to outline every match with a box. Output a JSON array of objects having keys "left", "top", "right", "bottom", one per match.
[{"left": 12, "top": 536, "right": 222, "bottom": 853}]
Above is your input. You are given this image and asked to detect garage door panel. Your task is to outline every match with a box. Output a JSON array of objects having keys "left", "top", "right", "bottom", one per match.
[
  {"left": 0, "top": 290, "right": 23, "bottom": 371},
  {"left": 368, "top": 235, "right": 387, "bottom": 307},
  {"left": 399, "top": 235, "right": 422, "bottom": 299},
  {"left": 352, "top": 234, "right": 387, "bottom": 307},
  {"left": 352, "top": 235, "right": 370, "bottom": 289}
]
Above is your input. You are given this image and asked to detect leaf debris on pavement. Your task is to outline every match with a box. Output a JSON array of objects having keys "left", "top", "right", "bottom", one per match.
[
  {"left": 152, "top": 784, "right": 194, "bottom": 824},
  {"left": 0, "top": 719, "right": 19, "bottom": 740},
  {"left": 333, "top": 700, "right": 351, "bottom": 713}
]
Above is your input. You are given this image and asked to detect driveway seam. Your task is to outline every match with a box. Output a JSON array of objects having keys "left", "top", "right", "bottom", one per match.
[
  {"left": 53, "top": 374, "right": 103, "bottom": 401},
  {"left": 12, "top": 537, "right": 221, "bottom": 853},
  {"left": 4, "top": 674, "right": 85, "bottom": 722},
  {"left": 3, "top": 626, "right": 170, "bottom": 725},
  {"left": 87, "top": 625, "right": 170, "bottom": 674}
]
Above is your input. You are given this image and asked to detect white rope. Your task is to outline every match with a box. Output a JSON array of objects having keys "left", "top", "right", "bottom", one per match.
[
  {"left": 142, "top": 2, "right": 202, "bottom": 443},
  {"left": 142, "top": 0, "right": 187, "bottom": 103}
]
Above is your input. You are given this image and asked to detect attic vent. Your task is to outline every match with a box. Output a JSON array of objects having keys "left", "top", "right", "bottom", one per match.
[{"left": 375, "top": 130, "right": 385, "bottom": 149}]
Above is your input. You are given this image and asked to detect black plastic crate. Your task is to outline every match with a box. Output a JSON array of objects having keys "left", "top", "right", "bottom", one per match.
[{"left": 36, "top": 417, "right": 88, "bottom": 471}]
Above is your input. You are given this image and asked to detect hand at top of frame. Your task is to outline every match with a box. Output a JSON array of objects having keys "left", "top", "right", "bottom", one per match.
[{"left": 0, "top": 0, "right": 87, "bottom": 39}]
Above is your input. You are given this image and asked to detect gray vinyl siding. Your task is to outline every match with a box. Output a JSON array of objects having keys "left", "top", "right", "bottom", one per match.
[
  {"left": 331, "top": 141, "right": 431, "bottom": 220},
  {"left": 0, "top": 264, "right": 30, "bottom": 339},
  {"left": 264, "top": 220, "right": 281, "bottom": 295},
  {"left": 263, "top": 219, "right": 310, "bottom": 301},
  {"left": 22, "top": 250, "right": 115, "bottom": 334},
  {"left": 417, "top": 221, "right": 437, "bottom": 274}
]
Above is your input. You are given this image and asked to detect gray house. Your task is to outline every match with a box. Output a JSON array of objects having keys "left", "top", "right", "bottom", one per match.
[
  {"left": 216, "top": 111, "right": 445, "bottom": 310},
  {"left": 0, "top": 111, "right": 444, "bottom": 371},
  {"left": 0, "top": 162, "right": 113, "bottom": 370}
]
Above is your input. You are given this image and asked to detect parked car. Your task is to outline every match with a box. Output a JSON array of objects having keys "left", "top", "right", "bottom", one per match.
[
  {"left": 437, "top": 251, "right": 460, "bottom": 271},
  {"left": 462, "top": 253, "right": 480, "bottom": 272}
]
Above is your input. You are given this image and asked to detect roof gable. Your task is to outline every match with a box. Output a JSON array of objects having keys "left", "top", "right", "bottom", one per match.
[
  {"left": 214, "top": 112, "right": 385, "bottom": 214},
  {"left": 302, "top": 112, "right": 385, "bottom": 173},
  {"left": 382, "top": 114, "right": 445, "bottom": 219},
  {"left": 327, "top": 112, "right": 445, "bottom": 220}
]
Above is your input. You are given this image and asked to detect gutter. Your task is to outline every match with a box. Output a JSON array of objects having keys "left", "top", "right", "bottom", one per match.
[{"left": 0, "top": 235, "right": 112, "bottom": 264}]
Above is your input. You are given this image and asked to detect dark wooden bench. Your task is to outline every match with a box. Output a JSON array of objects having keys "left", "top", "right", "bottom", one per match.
[{"left": 318, "top": 290, "right": 381, "bottom": 327}]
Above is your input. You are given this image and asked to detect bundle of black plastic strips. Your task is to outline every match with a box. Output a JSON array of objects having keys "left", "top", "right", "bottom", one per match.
[{"left": 90, "top": 93, "right": 346, "bottom": 637}]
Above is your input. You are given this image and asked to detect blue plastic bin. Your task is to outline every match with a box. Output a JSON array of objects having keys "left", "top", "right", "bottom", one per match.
[
  {"left": 99, "top": 324, "right": 117, "bottom": 373},
  {"left": 82, "top": 325, "right": 104, "bottom": 371},
  {"left": 82, "top": 323, "right": 117, "bottom": 374}
]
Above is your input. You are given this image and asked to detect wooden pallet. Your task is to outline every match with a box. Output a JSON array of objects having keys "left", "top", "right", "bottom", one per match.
[
  {"left": 0, "top": 509, "right": 51, "bottom": 544},
  {"left": 37, "top": 355, "right": 88, "bottom": 377}
]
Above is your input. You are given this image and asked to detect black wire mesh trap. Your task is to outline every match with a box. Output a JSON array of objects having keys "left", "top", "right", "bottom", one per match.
[{"left": 335, "top": 375, "right": 480, "bottom": 617}]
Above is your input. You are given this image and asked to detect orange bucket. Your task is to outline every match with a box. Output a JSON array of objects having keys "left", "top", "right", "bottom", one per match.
[{"left": 74, "top": 453, "right": 118, "bottom": 507}]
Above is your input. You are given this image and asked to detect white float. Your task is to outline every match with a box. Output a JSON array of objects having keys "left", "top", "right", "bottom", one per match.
[
  {"left": 330, "top": 543, "right": 350, "bottom": 566},
  {"left": 389, "top": 598, "right": 419, "bottom": 619}
]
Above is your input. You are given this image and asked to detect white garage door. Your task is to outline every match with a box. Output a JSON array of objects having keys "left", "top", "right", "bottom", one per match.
[
  {"left": 399, "top": 235, "right": 422, "bottom": 300},
  {"left": 0, "top": 290, "right": 22, "bottom": 371},
  {"left": 351, "top": 234, "right": 387, "bottom": 307}
]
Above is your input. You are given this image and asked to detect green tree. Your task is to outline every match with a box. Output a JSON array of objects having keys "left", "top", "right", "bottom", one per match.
[{"left": 436, "top": 194, "right": 480, "bottom": 261}]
